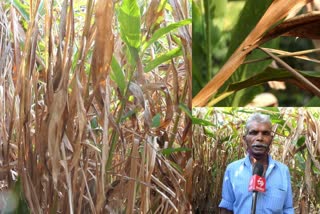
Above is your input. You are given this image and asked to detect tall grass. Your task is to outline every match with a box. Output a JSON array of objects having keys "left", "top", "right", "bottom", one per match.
[
  {"left": 0, "top": 0, "right": 192, "bottom": 213},
  {"left": 192, "top": 107, "right": 320, "bottom": 213}
]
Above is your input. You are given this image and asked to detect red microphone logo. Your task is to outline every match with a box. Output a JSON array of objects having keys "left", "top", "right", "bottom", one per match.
[{"left": 249, "top": 175, "right": 266, "bottom": 192}]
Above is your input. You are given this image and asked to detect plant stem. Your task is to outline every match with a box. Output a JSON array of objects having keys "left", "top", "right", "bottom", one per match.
[
  {"left": 258, "top": 47, "right": 320, "bottom": 97},
  {"left": 204, "top": 0, "right": 212, "bottom": 79}
]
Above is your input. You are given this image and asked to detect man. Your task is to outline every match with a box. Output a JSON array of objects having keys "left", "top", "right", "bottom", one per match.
[{"left": 219, "top": 113, "right": 294, "bottom": 214}]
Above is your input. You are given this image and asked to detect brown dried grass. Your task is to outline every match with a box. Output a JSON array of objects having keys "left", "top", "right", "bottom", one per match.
[{"left": 0, "top": 0, "right": 192, "bottom": 213}]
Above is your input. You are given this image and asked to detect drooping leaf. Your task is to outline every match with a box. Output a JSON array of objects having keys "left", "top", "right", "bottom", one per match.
[
  {"left": 192, "top": 117, "right": 214, "bottom": 126},
  {"left": 142, "top": 19, "right": 191, "bottom": 53},
  {"left": 212, "top": 67, "right": 320, "bottom": 105},
  {"left": 110, "top": 56, "right": 126, "bottom": 95},
  {"left": 10, "top": 0, "right": 30, "bottom": 21},
  {"left": 262, "top": 12, "right": 320, "bottom": 41},
  {"left": 179, "top": 103, "right": 192, "bottom": 119},
  {"left": 161, "top": 147, "right": 191, "bottom": 155},
  {"left": 144, "top": 47, "right": 182, "bottom": 72}
]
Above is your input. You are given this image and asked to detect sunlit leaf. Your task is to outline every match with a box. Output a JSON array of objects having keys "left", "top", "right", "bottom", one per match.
[
  {"left": 144, "top": 47, "right": 182, "bottom": 72},
  {"left": 119, "top": 0, "right": 141, "bottom": 49},
  {"left": 142, "top": 19, "right": 191, "bottom": 53},
  {"left": 192, "top": 117, "right": 214, "bottom": 126},
  {"left": 10, "top": 0, "right": 30, "bottom": 21}
]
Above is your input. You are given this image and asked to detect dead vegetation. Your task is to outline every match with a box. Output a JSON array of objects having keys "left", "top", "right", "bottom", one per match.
[{"left": 0, "top": 0, "right": 192, "bottom": 213}]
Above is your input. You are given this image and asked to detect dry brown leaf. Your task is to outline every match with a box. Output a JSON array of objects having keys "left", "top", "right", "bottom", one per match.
[
  {"left": 305, "top": 112, "right": 320, "bottom": 171},
  {"left": 142, "top": 83, "right": 173, "bottom": 129},
  {"left": 90, "top": 0, "right": 114, "bottom": 110},
  {"left": 144, "top": 0, "right": 164, "bottom": 38},
  {"left": 282, "top": 108, "right": 304, "bottom": 161},
  {"left": 22, "top": 171, "right": 42, "bottom": 214},
  {"left": 192, "top": 0, "right": 312, "bottom": 107},
  {"left": 305, "top": 152, "right": 314, "bottom": 198},
  {"left": 47, "top": 89, "right": 67, "bottom": 186},
  {"left": 261, "top": 48, "right": 320, "bottom": 64},
  {"left": 126, "top": 138, "right": 140, "bottom": 214},
  {"left": 262, "top": 12, "right": 320, "bottom": 41}
]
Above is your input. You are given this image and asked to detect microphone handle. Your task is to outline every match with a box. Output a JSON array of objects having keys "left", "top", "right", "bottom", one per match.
[{"left": 251, "top": 191, "right": 258, "bottom": 214}]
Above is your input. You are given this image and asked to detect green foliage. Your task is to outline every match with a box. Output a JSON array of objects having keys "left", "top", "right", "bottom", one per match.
[
  {"left": 110, "top": 56, "right": 126, "bottom": 95},
  {"left": 192, "top": 0, "right": 245, "bottom": 97},
  {"left": 214, "top": 0, "right": 277, "bottom": 106},
  {"left": 8, "top": 0, "right": 30, "bottom": 21},
  {"left": 119, "top": 0, "right": 141, "bottom": 49},
  {"left": 152, "top": 113, "right": 161, "bottom": 127},
  {"left": 142, "top": 19, "right": 191, "bottom": 53},
  {"left": 144, "top": 47, "right": 182, "bottom": 72},
  {"left": 161, "top": 147, "right": 191, "bottom": 155}
]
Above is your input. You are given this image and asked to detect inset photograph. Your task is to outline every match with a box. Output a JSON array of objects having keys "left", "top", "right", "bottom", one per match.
[
  {"left": 192, "top": 107, "right": 320, "bottom": 213},
  {"left": 193, "top": 0, "right": 320, "bottom": 107}
]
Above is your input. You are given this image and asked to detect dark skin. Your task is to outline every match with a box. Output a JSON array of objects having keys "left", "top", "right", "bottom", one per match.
[
  {"left": 244, "top": 121, "right": 273, "bottom": 167},
  {"left": 220, "top": 121, "right": 273, "bottom": 214}
]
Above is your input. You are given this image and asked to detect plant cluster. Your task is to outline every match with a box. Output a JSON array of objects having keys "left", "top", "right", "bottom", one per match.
[{"left": 0, "top": 0, "right": 192, "bottom": 213}]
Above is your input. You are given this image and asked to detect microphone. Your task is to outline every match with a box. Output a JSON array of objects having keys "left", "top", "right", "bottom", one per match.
[{"left": 249, "top": 162, "right": 266, "bottom": 214}]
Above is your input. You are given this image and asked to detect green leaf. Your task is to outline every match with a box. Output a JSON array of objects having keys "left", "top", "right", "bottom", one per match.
[
  {"left": 213, "top": 67, "right": 320, "bottom": 105},
  {"left": 161, "top": 147, "right": 191, "bottom": 155},
  {"left": 226, "top": 0, "right": 273, "bottom": 59},
  {"left": 300, "top": 70, "right": 320, "bottom": 78},
  {"left": 38, "top": 0, "right": 45, "bottom": 16},
  {"left": 212, "top": 0, "right": 227, "bottom": 18},
  {"left": 90, "top": 117, "right": 99, "bottom": 129},
  {"left": 296, "top": 136, "right": 306, "bottom": 147},
  {"left": 192, "top": 117, "right": 214, "bottom": 126},
  {"left": 224, "top": 1, "right": 245, "bottom": 31},
  {"left": 110, "top": 56, "right": 126, "bottom": 95},
  {"left": 10, "top": 0, "right": 30, "bottom": 21},
  {"left": 179, "top": 103, "right": 192, "bottom": 119},
  {"left": 121, "top": 109, "right": 137, "bottom": 122},
  {"left": 227, "top": 67, "right": 290, "bottom": 92},
  {"left": 142, "top": 19, "right": 191, "bottom": 53},
  {"left": 144, "top": 47, "right": 182, "bottom": 72},
  {"left": 152, "top": 113, "right": 161, "bottom": 128},
  {"left": 306, "top": 97, "right": 320, "bottom": 106},
  {"left": 119, "top": 0, "right": 141, "bottom": 49},
  {"left": 227, "top": 67, "right": 320, "bottom": 92},
  {"left": 217, "top": 0, "right": 275, "bottom": 106}
]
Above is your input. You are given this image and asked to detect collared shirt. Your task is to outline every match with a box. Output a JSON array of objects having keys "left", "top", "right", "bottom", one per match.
[{"left": 219, "top": 155, "right": 294, "bottom": 214}]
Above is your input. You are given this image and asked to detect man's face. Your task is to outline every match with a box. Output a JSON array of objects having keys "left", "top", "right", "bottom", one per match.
[{"left": 243, "top": 121, "right": 273, "bottom": 159}]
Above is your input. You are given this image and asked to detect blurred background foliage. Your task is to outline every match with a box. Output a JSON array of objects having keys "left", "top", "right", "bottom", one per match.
[
  {"left": 192, "top": 107, "right": 320, "bottom": 213},
  {"left": 192, "top": 0, "right": 320, "bottom": 106}
]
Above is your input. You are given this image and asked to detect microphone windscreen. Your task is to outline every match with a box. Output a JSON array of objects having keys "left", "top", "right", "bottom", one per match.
[{"left": 252, "top": 162, "right": 264, "bottom": 176}]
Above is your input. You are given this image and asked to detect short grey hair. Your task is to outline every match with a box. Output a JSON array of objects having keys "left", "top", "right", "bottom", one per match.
[{"left": 245, "top": 113, "right": 272, "bottom": 133}]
